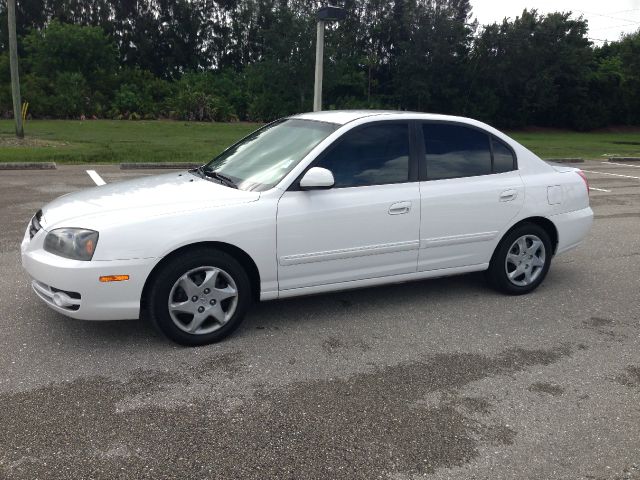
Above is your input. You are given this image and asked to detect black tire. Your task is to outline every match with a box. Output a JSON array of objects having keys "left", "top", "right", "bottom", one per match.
[
  {"left": 486, "top": 223, "right": 553, "bottom": 295},
  {"left": 146, "top": 248, "right": 252, "bottom": 346}
]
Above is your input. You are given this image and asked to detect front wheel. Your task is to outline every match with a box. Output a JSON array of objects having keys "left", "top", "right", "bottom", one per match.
[
  {"left": 146, "top": 248, "right": 251, "bottom": 346},
  {"left": 486, "top": 223, "right": 552, "bottom": 295}
]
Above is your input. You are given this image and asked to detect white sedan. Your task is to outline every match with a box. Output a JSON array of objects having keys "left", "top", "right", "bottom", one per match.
[{"left": 21, "top": 111, "right": 593, "bottom": 345}]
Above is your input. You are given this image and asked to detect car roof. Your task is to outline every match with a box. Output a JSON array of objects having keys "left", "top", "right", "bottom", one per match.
[{"left": 291, "top": 110, "right": 476, "bottom": 126}]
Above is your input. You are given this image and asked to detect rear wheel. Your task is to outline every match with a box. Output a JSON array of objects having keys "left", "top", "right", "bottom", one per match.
[
  {"left": 147, "top": 248, "right": 251, "bottom": 346},
  {"left": 486, "top": 223, "right": 552, "bottom": 295}
]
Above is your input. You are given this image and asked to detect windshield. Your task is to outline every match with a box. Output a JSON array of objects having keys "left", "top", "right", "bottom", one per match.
[{"left": 203, "top": 119, "right": 338, "bottom": 191}]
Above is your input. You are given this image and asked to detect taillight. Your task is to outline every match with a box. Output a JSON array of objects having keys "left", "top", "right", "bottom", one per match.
[{"left": 577, "top": 170, "right": 589, "bottom": 195}]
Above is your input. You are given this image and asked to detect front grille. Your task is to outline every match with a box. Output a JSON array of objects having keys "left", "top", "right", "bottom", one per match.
[{"left": 29, "top": 210, "right": 43, "bottom": 239}]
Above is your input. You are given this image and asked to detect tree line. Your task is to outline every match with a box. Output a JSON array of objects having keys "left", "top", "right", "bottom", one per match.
[{"left": 0, "top": 0, "right": 638, "bottom": 130}]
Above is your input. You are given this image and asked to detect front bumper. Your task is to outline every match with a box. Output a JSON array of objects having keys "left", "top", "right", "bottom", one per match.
[{"left": 21, "top": 227, "right": 157, "bottom": 321}]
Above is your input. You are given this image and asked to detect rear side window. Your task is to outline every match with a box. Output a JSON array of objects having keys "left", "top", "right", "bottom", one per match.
[
  {"left": 492, "top": 136, "right": 516, "bottom": 173},
  {"left": 423, "top": 124, "right": 492, "bottom": 180},
  {"left": 317, "top": 123, "right": 410, "bottom": 188}
]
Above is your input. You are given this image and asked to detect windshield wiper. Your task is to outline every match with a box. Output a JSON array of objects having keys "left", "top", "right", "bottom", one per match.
[
  {"left": 190, "top": 166, "right": 238, "bottom": 189},
  {"left": 190, "top": 165, "right": 206, "bottom": 178},
  {"left": 202, "top": 169, "right": 238, "bottom": 189}
]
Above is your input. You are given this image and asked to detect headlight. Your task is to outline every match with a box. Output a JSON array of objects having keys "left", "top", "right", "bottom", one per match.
[{"left": 44, "top": 228, "right": 99, "bottom": 261}]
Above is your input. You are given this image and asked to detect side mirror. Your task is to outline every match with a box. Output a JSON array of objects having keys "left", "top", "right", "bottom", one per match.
[{"left": 299, "top": 167, "right": 335, "bottom": 190}]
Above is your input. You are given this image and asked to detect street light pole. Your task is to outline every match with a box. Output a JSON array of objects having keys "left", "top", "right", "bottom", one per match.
[
  {"left": 313, "top": 6, "right": 346, "bottom": 113},
  {"left": 7, "top": 0, "right": 24, "bottom": 138},
  {"left": 313, "top": 20, "right": 325, "bottom": 112}
]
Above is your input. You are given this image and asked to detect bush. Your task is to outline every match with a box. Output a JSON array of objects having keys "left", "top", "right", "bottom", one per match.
[
  {"left": 21, "top": 21, "right": 117, "bottom": 118},
  {"left": 168, "top": 73, "right": 237, "bottom": 121},
  {"left": 112, "top": 84, "right": 147, "bottom": 115},
  {"left": 112, "top": 68, "right": 173, "bottom": 117},
  {"left": 23, "top": 72, "right": 93, "bottom": 118}
]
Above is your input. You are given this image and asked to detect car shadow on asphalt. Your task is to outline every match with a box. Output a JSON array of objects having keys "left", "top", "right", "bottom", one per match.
[
  {"left": 37, "top": 272, "right": 493, "bottom": 347},
  {"left": 238, "top": 272, "right": 494, "bottom": 333}
]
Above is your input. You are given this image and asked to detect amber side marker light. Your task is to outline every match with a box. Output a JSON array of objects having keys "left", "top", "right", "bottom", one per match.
[{"left": 99, "top": 275, "right": 130, "bottom": 283}]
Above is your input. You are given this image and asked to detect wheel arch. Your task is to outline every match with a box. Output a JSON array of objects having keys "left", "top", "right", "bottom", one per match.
[
  {"left": 141, "top": 241, "right": 262, "bottom": 312},
  {"left": 499, "top": 216, "right": 559, "bottom": 256}
]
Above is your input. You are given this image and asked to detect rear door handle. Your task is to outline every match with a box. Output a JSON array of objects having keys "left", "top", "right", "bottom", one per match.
[
  {"left": 499, "top": 189, "right": 518, "bottom": 202},
  {"left": 389, "top": 201, "right": 412, "bottom": 215}
]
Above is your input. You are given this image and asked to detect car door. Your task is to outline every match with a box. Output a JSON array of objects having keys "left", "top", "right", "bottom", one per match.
[
  {"left": 418, "top": 122, "right": 524, "bottom": 271},
  {"left": 276, "top": 121, "right": 421, "bottom": 291}
]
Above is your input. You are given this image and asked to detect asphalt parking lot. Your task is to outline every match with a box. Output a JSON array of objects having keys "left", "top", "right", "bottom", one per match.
[{"left": 0, "top": 162, "right": 639, "bottom": 480}]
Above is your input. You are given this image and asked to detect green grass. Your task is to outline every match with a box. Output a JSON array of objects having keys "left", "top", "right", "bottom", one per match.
[
  {"left": 0, "top": 120, "right": 260, "bottom": 164},
  {"left": 0, "top": 120, "right": 639, "bottom": 164},
  {"left": 508, "top": 129, "right": 640, "bottom": 160}
]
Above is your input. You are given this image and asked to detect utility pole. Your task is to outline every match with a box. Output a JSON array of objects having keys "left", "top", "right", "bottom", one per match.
[
  {"left": 7, "top": 0, "right": 24, "bottom": 138},
  {"left": 313, "top": 6, "right": 346, "bottom": 112},
  {"left": 313, "top": 20, "right": 325, "bottom": 112}
]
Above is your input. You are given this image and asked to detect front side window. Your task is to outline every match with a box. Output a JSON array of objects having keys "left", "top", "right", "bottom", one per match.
[
  {"left": 204, "top": 119, "right": 337, "bottom": 192},
  {"left": 316, "top": 123, "right": 410, "bottom": 188},
  {"left": 423, "top": 123, "right": 492, "bottom": 180}
]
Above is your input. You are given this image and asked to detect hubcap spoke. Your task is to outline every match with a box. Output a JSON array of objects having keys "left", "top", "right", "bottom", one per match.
[
  {"left": 506, "top": 253, "right": 520, "bottom": 265},
  {"left": 186, "top": 311, "right": 210, "bottom": 333},
  {"left": 532, "top": 255, "right": 545, "bottom": 268},
  {"left": 213, "top": 285, "right": 237, "bottom": 302},
  {"left": 177, "top": 276, "right": 199, "bottom": 298},
  {"left": 527, "top": 239, "right": 542, "bottom": 255},
  {"left": 508, "top": 265, "right": 524, "bottom": 280},
  {"left": 200, "top": 269, "right": 220, "bottom": 291},
  {"left": 517, "top": 237, "right": 527, "bottom": 255},
  {"left": 170, "top": 300, "right": 196, "bottom": 315},
  {"left": 209, "top": 304, "right": 227, "bottom": 323}
]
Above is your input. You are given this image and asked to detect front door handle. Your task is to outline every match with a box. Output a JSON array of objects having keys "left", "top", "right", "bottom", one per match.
[
  {"left": 499, "top": 189, "right": 518, "bottom": 202},
  {"left": 389, "top": 201, "right": 412, "bottom": 215}
]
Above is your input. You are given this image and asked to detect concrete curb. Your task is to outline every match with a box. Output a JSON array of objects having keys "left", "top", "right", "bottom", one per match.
[
  {"left": 120, "top": 162, "right": 200, "bottom": 170},
  {"left": 609, "top": 157, "right": 640, "bottom": 163},
  {"left": 544, "top": 158, "right": 584, "bottom": 163},
  {"left": 0, "top": 162, "right": 57, "bottom": 170}
]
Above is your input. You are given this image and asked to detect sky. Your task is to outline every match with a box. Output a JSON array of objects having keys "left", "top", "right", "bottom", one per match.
[{"left": 471, "top": 0, "right": 640, "bottom": 43}]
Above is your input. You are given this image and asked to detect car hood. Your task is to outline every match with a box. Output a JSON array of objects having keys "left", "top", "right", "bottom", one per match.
[{"left": 41, "top": 171, "right": 260, "bottom": 229}]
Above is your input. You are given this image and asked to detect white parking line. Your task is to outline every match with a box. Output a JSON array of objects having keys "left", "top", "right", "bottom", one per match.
[
  {"left": 86, "top": 170, "right": 106, "bottom": 186},
  {"left": 582, "top": 170, "right": 640, "bottom": 180},
  {"left": 590, "top": 187, "right": 611, "bottom": 192},
  {"left": 604, "top": 161, "right": 640, "bottom": 168}
]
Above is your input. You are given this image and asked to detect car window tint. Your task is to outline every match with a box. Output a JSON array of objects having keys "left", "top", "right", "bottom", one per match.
[
  {"left": 317, "top": 123, "right": 410, "bottom": 188},
  {"left": 492, "top": 136, "right": 516, "bottom": 173},
  {"left": 423, "top": 123, "right": 492, "bottom": 180}
]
